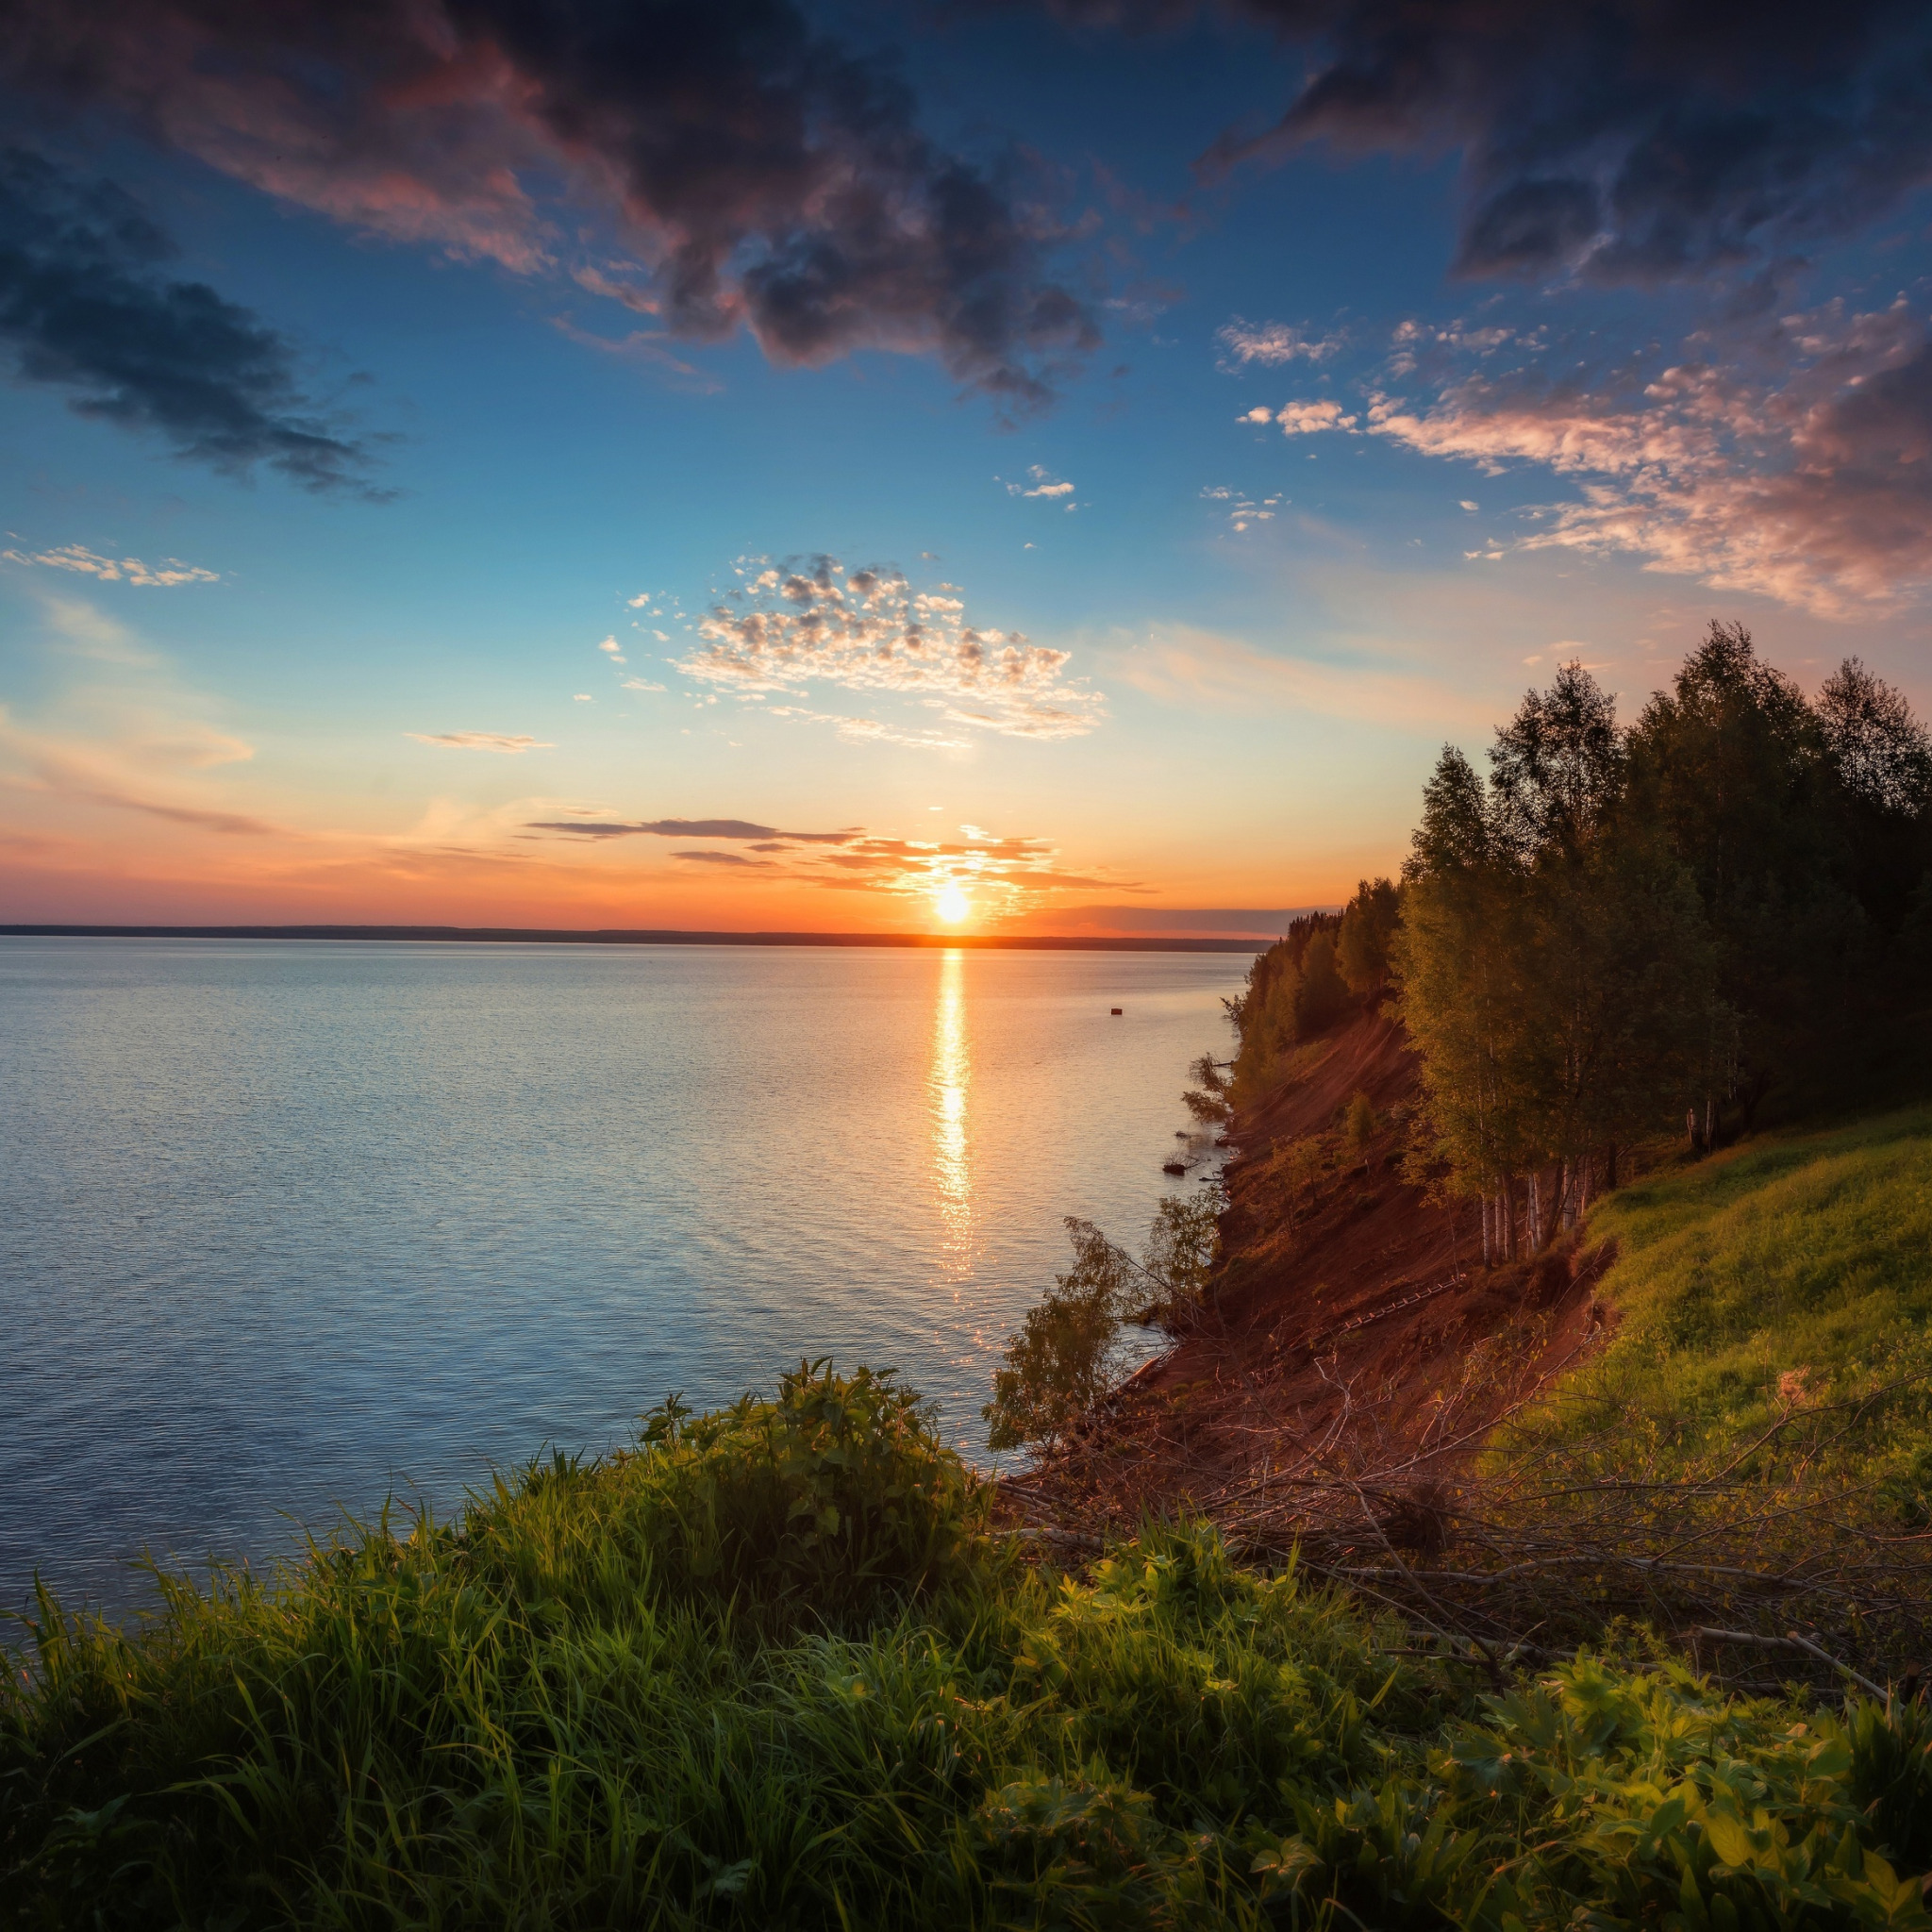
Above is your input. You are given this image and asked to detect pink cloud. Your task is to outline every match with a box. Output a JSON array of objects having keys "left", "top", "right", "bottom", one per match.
[{"left": 1367, "top": 300, "right": 1932, "bottom": 616}]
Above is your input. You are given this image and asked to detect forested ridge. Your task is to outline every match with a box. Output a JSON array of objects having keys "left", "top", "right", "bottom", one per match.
[{"left": 1221, "top": 623, "right": 1932, "bottom": 1262}]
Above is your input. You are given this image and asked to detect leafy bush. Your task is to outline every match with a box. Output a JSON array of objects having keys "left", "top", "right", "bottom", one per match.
[
  {"left": 984, "top": 1192, "right": 1222, "bottom": 1452},
  {"left": 632, "top": 1359, "right": 987, "bottom": 1614},
  {"left": 983, "top": 1220, "right": 1135, "bottom": 1451}
]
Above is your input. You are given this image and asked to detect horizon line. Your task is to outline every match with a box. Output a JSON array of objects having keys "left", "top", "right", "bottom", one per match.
[{"left": 0, "top": 924, "right": 1274, "bottom": 955}]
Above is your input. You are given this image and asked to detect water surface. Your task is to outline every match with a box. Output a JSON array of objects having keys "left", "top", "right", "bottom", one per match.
[{"left": 0, "top": 940, "right": 1248, "bottom": 1612}]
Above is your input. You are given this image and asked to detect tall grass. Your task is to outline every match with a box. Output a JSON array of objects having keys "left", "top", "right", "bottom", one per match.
[{"left": 7, "top": 1362, "right": 1931, "bottom": 1927}]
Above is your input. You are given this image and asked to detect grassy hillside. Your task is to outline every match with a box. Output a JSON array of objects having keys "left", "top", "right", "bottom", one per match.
[
  {"left": 8, "top": 1363, "right": 1932, "bottom": 1928},
  {"left": 1505, "top": 1104, "right": 1932, "bottom": 1516}
]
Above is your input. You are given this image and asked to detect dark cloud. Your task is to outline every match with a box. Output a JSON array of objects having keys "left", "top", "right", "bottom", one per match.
[
  {"left": 0, "top": 147, "right": 382, "bottom": 491},
  {"left": 4, "top": 0, "right": 1098, "bottom": 408},
  {"left": 1054, "top": 0, "right": 1932, "bottom": 284}
]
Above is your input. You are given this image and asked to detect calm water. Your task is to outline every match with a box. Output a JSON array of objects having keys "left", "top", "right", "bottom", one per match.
[{"left": 0, "top": 939, "right": 1249, "bottom": 1613}]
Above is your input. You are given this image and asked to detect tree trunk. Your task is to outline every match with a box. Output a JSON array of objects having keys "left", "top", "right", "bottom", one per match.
[
  {"left": 1605, "top": 1142, "right": 1619, "bottom": 1191},
  {"left": 1527, "top": 1170, "right": 1542, "bottom": 1252}
]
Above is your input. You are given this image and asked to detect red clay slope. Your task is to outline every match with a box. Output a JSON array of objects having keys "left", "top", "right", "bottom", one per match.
[{"left": 1010, "top": 1002, "right": 1607, "bottom": 1527}]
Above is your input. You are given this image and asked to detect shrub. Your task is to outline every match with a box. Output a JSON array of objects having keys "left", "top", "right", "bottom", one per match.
[
  {"left": 633, "top": 1359, "right": 987, "bottom": 1615},
  {"left": 984, "top": 1221, "right": 1135, "bottom": 1451}
]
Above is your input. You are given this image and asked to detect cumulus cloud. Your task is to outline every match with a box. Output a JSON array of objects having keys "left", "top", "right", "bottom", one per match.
[
  {"left": 1217, "top": 317, "right": 1341, "bottom": 365},
  {"left": 1268, "top": 399, "right": 1358, "bottom": 436},
  {"left": 4, "top": 0, "right": 1098, "bottom": 410},
  {"left": 1004, "top": 464, "right": 1075, "bottom": 498},
  {"left": 0, "top": 148, "right": 383, "bottom": 491},
  {"left": 406, "top": 731, "right": 553, "bottom": 753},
  {"left": 1365, "top": 297, "right": 1932, "bottom": 614},
  {"left": 1, "top": 542, "right": 218, "bottom": 586},
  {"left": 1191, "top": 0, "right": 1932, "bottom": 287},
  {"left": 675, "top": 555, "right": 1103, "bottom": 739}
]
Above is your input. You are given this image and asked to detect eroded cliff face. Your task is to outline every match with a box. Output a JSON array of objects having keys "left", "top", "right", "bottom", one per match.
[{"left": 1006, "top": 1005, "right": 1611, "bottom": 1532}]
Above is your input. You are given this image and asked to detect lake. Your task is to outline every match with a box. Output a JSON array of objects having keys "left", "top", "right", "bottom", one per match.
[{"left": 0, "top": 939, "right": 1251, "bottom": 1614}]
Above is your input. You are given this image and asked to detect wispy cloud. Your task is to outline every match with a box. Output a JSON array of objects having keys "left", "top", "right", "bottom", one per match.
[
  {"left": 765, "top": 704, "right": 971, "bottom": 751},
  {"left": 405, "top": 731, "right": 554, "bottom": 753},
  {"left": 547, "top": 314, "right": 722, "bottom": 391},
  {"left": 1118, "top": 624, "right": 1496, "bottom": 729},
  {"left": 1218, "top": 318, "right": 1343, "bottom": 367},
  {"left": 2, "top": 542, "right": 218, "bottom": 586},
  {"left": 675, "top": 555, "right": 1104, "bottom": 741},
  {"left": 525, "top": 817, "right": 858, "bottom": 841},
  {"left": 521, "top": 808, "right": 1136, "bottom": 915}
]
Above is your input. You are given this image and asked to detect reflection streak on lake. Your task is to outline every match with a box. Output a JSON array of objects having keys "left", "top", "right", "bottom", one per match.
[
  {"left": 930, "top": 947, "right": 974, "bottom": 1280},
  {"left": 0, "top": 939, "right": 1251, "bottom": 1611}
]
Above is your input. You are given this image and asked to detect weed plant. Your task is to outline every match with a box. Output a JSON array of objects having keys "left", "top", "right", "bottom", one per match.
[{"left": 7, "top": 1363, "right": 1932, "bottom": 1927}]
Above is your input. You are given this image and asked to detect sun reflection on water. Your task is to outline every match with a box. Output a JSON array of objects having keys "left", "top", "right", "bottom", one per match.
[{"left": 929, "top": 947, "right": 974, "bottom": 1277}]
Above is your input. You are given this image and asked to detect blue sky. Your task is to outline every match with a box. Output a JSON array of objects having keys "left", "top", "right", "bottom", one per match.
[{"left": 2, "top": 0, "right": 1929, "bottom": 932}]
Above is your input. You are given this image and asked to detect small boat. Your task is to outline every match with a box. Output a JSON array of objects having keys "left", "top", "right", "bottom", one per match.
[{"left": 1110, "top": 1007, "right": 1123, "bottom": 1015}]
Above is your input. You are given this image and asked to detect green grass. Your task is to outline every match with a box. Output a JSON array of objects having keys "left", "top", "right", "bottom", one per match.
[
  {"left": 8, "top": 1363, "right": 1932, "bottom": 1928},
  {"left": 1506, "top": 1103, "right": 1932, "bottom": 1513}
]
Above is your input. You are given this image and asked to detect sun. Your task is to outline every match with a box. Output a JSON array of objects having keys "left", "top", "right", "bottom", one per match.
[{"left": 934, "top": 883, "right": 971, "bottom": 925}]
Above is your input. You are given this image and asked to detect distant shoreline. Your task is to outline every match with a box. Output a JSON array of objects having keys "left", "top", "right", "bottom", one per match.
[{"left": 0, "top": 924, "right": 1272, "bottom": 954}]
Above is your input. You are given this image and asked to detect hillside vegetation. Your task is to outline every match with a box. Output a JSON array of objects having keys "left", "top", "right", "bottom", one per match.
[
  {"left": 1514, "top": 1103, "right": 1932, "bottom": 1491},
  {"left": 8, "top": 1363, "right": 1932, "bottom": 1929}
]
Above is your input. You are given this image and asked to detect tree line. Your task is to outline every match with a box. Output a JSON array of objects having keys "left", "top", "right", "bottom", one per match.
[{"left": 1225, "top": 624, "right": 1932, "bottom": 1264}]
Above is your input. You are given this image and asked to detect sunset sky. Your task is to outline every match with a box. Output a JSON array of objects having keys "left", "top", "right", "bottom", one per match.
[{"left": 3, "top": 0, "right": 1930, "bottom": 935}]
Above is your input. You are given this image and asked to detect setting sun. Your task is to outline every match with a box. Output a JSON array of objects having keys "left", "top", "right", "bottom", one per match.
[{"left": 934, "top": 884, "right": 971, "bottom": 925}]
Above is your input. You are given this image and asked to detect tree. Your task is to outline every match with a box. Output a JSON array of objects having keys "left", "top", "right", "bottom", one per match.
[
  {"left": 1395, "top": 667, "right": 1716, "bottom": 1257},
  {"left": 1337, "top": 876, "right": 1401, "bottom": 996},
  {"left": 1817, "top": 657, "right": 1932, "bottom": 942},
  {"left": 1291, "top": 930, "right": 1350, "bottom": 1036},
  {"left": 1624, "top": 622, "right": 1864, "bottom": 1113}
]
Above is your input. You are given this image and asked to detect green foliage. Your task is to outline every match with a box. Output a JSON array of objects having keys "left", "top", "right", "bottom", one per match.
[
  {"left": 1390, "top": 627, "right": 1932, "bottom": 1248},
  {"left": 1141, "top": 1191, "right": 1221, "bottom": 1308},
  {"left": 984, "top": 1193, "right": 1223, "bottom": 1452},
  {"left": 8, "top": 1492, "right": 1930, "bottom": 1930},
  {"left": 1183, "top": 1052, "right": 1233, "bottom": 1125},
  {"left": 1253, "top": 1132, "right": 1331, "bottom": 1228},
  {"left": 1291, "top": 930, "right": 1349, "bottom": 1038},
  {"left": 631, "top": 1360, "right": 987, "bottom": 1615},
  {"left": 1224, "top": 914, "right": 1356, "bottom": 1108},
  {"left": 983, "top": 1219, "right": 1136, "bottom": 1452},
  {"left": 1336, "top": 875, "right": 1401, "bottom": 997}
]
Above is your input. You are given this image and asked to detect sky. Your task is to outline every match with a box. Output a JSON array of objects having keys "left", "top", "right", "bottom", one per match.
[{"left": 2, "top": 0, "right": 1930, "bottom": 937}]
